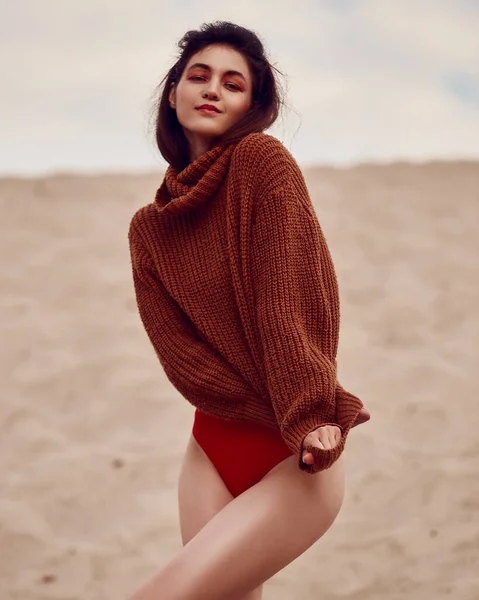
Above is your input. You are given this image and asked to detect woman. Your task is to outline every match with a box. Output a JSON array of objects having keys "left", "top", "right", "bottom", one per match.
[{"left": 127, "top": 20, "right": 370, "bottom": 600}]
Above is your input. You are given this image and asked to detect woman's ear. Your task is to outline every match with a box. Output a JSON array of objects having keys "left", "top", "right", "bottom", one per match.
[{"left": 169, "top": 83, "right": 176, "bottom": 109}]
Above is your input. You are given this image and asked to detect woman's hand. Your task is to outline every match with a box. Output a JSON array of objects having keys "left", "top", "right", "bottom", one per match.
[
  {"left": 301, "top": 407, "right": 370, "bottom": 465},
  {"left": 301, "top": 425, "right": 341, "bottom": 465}
]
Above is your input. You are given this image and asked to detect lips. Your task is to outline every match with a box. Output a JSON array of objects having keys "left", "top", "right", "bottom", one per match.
[{"left": 196, "top": 104, "right": 221, "bottom": 113}]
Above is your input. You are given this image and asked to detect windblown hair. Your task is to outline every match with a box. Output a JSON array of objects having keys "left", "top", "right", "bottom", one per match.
[{"left": 151, "top": 21, "right": 286, "bottom": 171}]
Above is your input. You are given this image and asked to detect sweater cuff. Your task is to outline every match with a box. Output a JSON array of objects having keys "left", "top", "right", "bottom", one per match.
[{"left": 282, "top": 403, "right": 363, "bottom": 474}]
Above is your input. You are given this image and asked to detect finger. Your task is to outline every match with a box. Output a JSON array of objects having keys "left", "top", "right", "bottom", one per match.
[
  {"left": 323, "top": 432, "right": 334, "bottom": 450},
  {"left": 327, "top": 426, "right": 341, "bottom": 448},
  {"left": 324, "top": 435, "right": 334, "bottom": 450},
  {"left": 317, "top": 429, "right": 331, "bottom": 449},
  {"left": 302, "top": 452, "right": 314, "bottom": 465},
  {"left": 302, "top": 438, "right": 326, "bottom": 463},
  {"left": 307, "top": 439, "right": 325, "bottom": 454},
  {"left": 319, "top": 428, "right": 338, "bottom": 450},
  {"left": 328, "top": 429, "right": 340, "bottom": 449}
]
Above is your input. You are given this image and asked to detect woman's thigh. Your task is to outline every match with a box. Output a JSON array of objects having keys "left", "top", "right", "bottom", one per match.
[
  {"left": 177, "top": 433, "right": 234, "bottom": 545},
  {"left": 177, "top": 433, "right": 264, "bottom": 600},
  {"left": 164, "top": 450, "right": 346, "bottom": 600}
]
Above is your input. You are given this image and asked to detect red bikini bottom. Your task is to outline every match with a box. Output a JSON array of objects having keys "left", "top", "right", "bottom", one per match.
[{"left": 192, "top": 408, "right": 294, "bottom": 498}]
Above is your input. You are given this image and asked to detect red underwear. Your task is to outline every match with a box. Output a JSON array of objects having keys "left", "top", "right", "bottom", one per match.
[{"left": 192, "top": 408, "right": 294, "bottom": 498}]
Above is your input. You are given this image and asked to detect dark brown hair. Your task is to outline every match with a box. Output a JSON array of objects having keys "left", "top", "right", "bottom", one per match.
[{"left": 150, "top": 21, "right": 286, "bottom": 171}]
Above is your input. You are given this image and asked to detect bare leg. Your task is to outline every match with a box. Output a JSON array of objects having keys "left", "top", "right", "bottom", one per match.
[
  {"left": 129, "top": 446, "right": 345, "bottom": 600},
  {"left": 176, "top": 435, "right": 263, "bottom": 600}
]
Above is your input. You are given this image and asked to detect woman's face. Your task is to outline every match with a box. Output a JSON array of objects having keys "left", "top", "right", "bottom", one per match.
[{"left": 169, "top": 44, "right": 253, "bottom": 158}]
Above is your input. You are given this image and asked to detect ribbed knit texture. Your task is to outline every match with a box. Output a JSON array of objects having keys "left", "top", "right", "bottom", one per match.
[{"left": 128, "top": 132, "right": 365, "bottom": 474}]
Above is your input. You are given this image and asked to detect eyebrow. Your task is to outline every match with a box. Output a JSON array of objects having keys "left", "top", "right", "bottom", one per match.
[{"left": 187, "top": 62, "right": 247, "bottom": 83}]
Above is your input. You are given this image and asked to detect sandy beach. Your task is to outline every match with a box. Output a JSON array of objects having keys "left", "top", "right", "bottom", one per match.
[{"left": 1, "top": 161, "right": 478, "bottom": 600}]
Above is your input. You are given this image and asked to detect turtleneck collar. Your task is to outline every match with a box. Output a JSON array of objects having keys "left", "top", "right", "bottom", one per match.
[{"left": 154, "top": 141, "right": 239, "bottom": 217}]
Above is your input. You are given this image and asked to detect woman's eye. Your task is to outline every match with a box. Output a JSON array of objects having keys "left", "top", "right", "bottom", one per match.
[{"left": 189, "top": 76, "right": 240, "bottom": 91}]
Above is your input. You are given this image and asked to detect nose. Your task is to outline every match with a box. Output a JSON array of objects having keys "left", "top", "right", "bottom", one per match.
[
  {"left": 203, "top": 78, "right": 221, "bottom": 99},
  {"left": 203, "top": 90, "right": 219, "bottom": 100}
]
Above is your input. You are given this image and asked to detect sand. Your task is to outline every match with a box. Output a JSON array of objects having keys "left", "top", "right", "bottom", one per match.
[{"left": 1, "top": 161, "right": 478, "bottom": 599}]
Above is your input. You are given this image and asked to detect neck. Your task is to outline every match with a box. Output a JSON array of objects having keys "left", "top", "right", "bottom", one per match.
[{"left": 184, "top": 130, "right": 218, "bottom": 163}]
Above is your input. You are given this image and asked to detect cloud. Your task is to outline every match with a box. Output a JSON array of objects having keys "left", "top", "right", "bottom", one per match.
[{"left": 1, "top": 0, "right": 478, "bottom": 174}]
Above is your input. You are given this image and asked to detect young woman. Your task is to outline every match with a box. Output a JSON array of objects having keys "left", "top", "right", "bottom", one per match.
[{"left": 127, "top": 20, "right": 370, "bottom": 600}]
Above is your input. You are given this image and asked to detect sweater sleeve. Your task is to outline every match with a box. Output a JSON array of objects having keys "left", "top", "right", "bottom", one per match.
[
  {"left": 247, "top": 137, "right": 364, "bottom": 474},
  {"left": 128, "top": 222, "right": 257, "bottom": 410}
]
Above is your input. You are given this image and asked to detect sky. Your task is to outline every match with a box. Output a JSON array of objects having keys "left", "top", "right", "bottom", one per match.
[{"left": 2, "top": 0, "right": 478, "bottom": 175}]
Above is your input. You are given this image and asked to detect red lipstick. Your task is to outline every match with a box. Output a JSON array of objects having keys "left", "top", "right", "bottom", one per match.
[{"left": 196, "top": 104, "right": 221, "bottom": 113}]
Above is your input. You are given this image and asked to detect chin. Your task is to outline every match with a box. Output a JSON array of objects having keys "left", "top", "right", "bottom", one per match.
[{"left": 189, "top": 124, "right": 226, "bottom": 137}]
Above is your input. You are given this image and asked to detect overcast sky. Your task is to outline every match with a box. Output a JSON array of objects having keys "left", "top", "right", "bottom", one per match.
[{"left": 2, "top": 0, "right": 478, "bottom": 175}]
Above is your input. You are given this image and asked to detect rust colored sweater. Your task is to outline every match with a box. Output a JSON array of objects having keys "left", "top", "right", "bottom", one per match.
[{"left": 128, "top": 132, "right": 366, "bottom": 474}]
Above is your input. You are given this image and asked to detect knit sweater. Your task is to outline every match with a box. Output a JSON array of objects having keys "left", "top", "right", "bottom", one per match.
[{"left": 128, "top": 132, "right": 366, "bottom": 474}]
